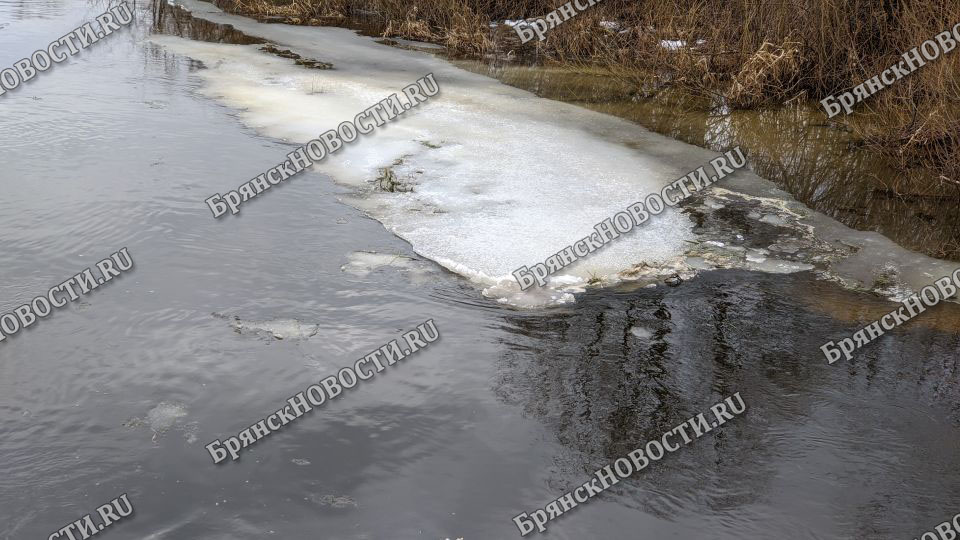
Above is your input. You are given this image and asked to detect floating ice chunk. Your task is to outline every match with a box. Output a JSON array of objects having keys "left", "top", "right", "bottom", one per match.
[
  {"left": 747, "top": 258, "right": 814, "bottom": 274},
  {"left": 147, "top": 402, "right": 188, "bottom": 433},
  {"left": 342, "top": 251, "right": 439, "bottom": 285},
  {"left": 760, "top": 213, "right": 788, "bottom": 227},
  {"left": 745, "top": 249, "right": 768, "bottom": 263},
  {"left": 341, "top": 251, "right": 424, "bottom": 277},
  {"left": 630, "top": 326, "right": 654, "bottom": 339},
  {"left": 244, "top": 319, "right": 318, "bottom": 340},
  {"left": 125, "top": 402, "right": 191, "bottom": 442},
  {"left": 308, "top": 494, "right": 358, "bottom": 508},
  {"left": 150, "top": 33, "right": 695, "bottom": 307},
  {"left": 215, "top": 313, "right": 319, "bottom": 340}
]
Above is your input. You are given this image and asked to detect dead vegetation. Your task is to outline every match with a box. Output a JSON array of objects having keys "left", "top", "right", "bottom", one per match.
[
  {"left": 376, "top": 157, "right": 414, "bottom": 192},
  {"left": 260, "top": 44, "right": 333, "bottom": 68},
  {"left": 208, "top": 0, "right": 959, "bottom": 184}
]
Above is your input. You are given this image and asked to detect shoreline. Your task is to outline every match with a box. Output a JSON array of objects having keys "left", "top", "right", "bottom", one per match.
[
  {"left": 157, "top": 0, "right": 960, "bottom": 308},
  {"left": 185, "top": 0, "right": 960, "bottom": 263}
]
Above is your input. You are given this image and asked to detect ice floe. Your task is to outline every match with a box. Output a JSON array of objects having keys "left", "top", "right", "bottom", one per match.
[{"left": 161, "top": 0, "right": 960, "bottom": 307}]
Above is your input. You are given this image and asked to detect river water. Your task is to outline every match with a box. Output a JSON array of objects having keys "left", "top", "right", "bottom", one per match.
[{"left": 1, "top": 1, "right": 959, "bottom": 539}]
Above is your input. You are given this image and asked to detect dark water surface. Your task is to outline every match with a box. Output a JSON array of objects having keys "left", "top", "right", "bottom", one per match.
[{"left": 1, "top": 2, "right": 959, "bottom": 539}]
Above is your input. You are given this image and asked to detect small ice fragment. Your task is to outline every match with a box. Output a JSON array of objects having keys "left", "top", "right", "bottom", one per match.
[
  {"left": 341, "top": 251, "right": 419, "bottom": 276},
  {"left": 227, "top": 318, "right": 319, "bottom": 340},
  {"left": 146, "top": 402, "right": 188, "bottom": 434},
  {"left": 550, "top": 274, "right": 584, "bottom": 286},
  {"left": 309, "top": 494, "right": 358, "bottom": 508},
  {"left": 630, "top": 326, "right": 654, "bottom": 339},
  {"left": 760, "top": 214, "right": 788, "bottom": 226}
]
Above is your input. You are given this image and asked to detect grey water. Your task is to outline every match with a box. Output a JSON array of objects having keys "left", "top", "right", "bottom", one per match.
[{"left": 1, "top": 1, "right": 959, "bottom": 539}]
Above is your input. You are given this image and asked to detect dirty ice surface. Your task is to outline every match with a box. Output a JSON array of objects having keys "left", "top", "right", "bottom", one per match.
[
  {"left": 156, "top": 0, "right": 702, "bottom": 305},
  {"left": 162, "top": 0, "right": 960, "bottom": 307}
]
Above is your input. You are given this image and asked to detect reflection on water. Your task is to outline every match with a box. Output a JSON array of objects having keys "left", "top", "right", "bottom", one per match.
[
  {"left": 450, "top": 61, "right": 960, "bottom": 262},
  {"left": 0, "top": 0, "right": 68, "bottom": 20},
  {"left": 498, "top": 270, "right": 960, "bottom": 538},
  {"left": 3, "top": 1, "right": 960, "bottom": 539},
  {"left": 153, "top": 4, "right": 339, "bottom": 70},
  {"left": 154, "top": 1, "right": 265, "bottom": 44}
]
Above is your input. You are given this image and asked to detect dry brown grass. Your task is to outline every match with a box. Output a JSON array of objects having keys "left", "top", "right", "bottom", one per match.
[
  {"left": 520, "top": 0, "right": 958, "bottom": 184},
  {"left": 211, "top": 0, "right": 493, "bottom": 52},
  {"left": 209, "top": 0, "right": 959, "bottom": 182}
]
